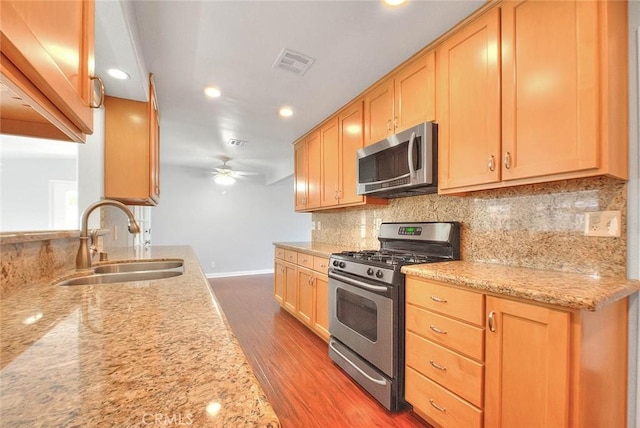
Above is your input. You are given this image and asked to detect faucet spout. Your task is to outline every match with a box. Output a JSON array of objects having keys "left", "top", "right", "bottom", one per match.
[{"left": 76, "top": 199, "right": 141, "bottom": 270}]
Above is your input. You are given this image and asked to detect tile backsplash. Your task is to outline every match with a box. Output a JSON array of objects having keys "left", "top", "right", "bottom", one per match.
[{"left": 312, "top": 177, "right": 627, "bottom": 278}]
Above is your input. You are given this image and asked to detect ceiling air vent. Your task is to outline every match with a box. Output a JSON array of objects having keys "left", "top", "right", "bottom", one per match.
[
  {"left": 227, "top": 138, "right": 247, "bottom": 148},
  {"left": 272, "top": 48, "right": 315, "bottom": 76}
]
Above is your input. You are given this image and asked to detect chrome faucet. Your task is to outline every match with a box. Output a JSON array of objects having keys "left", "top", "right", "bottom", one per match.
[{"left": 76, "top": 199, "right": 141, "bottom": 270}]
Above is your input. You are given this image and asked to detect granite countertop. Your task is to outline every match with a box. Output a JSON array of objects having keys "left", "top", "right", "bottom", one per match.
[
  {"left": 402, "top": 260, "right": 640, "bottom": 311},
  {"left": 273, "top": 241, "right": 363, "bottom": 258},
  {"left": 0, "top": 245, "right": 280, "bottom": 427}
]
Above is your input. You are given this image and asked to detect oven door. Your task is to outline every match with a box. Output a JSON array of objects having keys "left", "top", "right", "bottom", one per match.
[{"left": 328, "top": 272, "right": 395, "bottom": 377}]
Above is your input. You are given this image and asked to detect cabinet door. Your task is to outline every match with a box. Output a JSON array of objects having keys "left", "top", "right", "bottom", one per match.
[
  {"left": 306, "top": 130, "right": 322, "bottom": 209},
  {"left": 0, "top": 0, "right": 95, "bottom": 141},
  {"left": 274, "top": 259, "right": 285, "bottom": 304},
  {"left": 485, "top": 296, "right": 570, "bottom": 428},
  {"left": 394, "top": 51, "right": 435, "bottom": 132},
  {"left": 437, "top": 8, "right": 501, "bottom": 191},
  {"left": 501, "top": 0, "right": 599, "bottom": 181},
  {"left": 313, "top": 273, "right": 330, "bottom": 341},
  {"left": 283, "top": 263, "right": 297, "bottom": 314},
  {"left": 320, "top": 117, "right": 340, "bottom": 207},
  {"left": 297, "top": 268, "right": 314, "bottom": 326},
  {"left": 364, "top": 78, "right": 394, "bottom": 146},
  {"left": 338, "top": 100, "right": 364, "bottom": 205},
  {"left": 293, "top": 139, "right": 308, "bottom": 211},
  {"left": 149, "top": 74, "right": 160, "bottom": 202}
]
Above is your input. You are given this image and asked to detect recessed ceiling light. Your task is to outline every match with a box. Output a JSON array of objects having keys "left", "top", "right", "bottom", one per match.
[
  {"left": 383, "top": 0, "right": 407, "bottom": 6},
  {"left": 204, "top": 86, "right": 222, "bottom": 98},
  {"left": 279, "top": 106, "right": 293, "bottom": 117},
  {"left": 106, "top": 68, "right": 130, "bottom": 80}
]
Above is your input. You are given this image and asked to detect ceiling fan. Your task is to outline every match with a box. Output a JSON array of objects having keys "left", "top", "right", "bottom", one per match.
[{"left": 210, "top": 156, "right": 258, "bottom": 185}]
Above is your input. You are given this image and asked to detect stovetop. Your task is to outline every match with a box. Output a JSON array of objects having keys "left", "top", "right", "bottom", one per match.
[
  {"left": 328, "top": 222, "right": 461, "bottom": 286},
  {"left": 334, "top": 250, "right": 449, "bottom": 268}
]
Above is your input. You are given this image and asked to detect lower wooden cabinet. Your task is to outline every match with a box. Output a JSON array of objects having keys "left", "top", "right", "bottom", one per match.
[
  {"left": 405, "top": 275, "right": 629, "bottom": 428},
  {"left": 274, "top": 246, "right": 330, "bottom": 342}
]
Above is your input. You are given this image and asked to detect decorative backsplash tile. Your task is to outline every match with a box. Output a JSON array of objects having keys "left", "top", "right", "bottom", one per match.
[{"left": 312, "top": 176, "right": 628, "bottom": 278}]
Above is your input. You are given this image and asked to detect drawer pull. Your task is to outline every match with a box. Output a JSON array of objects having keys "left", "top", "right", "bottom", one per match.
[
  {"left": 429, "top": 399, "right": 446, "bottom": 412},
  {"left": 488, "top": 311, "right": 496, "bottom": 332},
  {"left": 429, "top": 360, "right": 447, "bottom": 371},
  {"left": 429, "top": 325, "right": 447, "bottom": 335},
  {"left": 430, "top": 295, "right": 447, "bottom": 303}
]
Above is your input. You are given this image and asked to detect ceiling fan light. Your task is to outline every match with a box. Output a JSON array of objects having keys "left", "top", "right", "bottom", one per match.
[
  {"left": 214, "top": 175, "right": 236, "bottom": 185},
  {"left": 204, "top": 86, "right": 222, "bottom": 98}
]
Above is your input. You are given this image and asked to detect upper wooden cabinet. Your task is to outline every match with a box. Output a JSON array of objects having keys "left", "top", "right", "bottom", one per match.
[
  {"left": 364, "top": 51, "right": 435, "bottom": 146},
  {"left": 296, "top": 100, "right": 387, "bottom": 212},
  {"left": 437, "top": 8, "right": 502, "bottom": 191},
  {"left": 294, "top": 130, "right": 321, "bottom": 211},
  {"left": 104, "top": 74, "right": 160, "bottom": 206},
  {"left": 0, "top": 0, "right": 97, "bottom": 142},
  {"left": 438, "top": 1, "right": 628, "bottom": 194}
]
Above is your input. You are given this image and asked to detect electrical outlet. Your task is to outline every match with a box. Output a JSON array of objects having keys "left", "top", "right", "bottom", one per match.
[{"left": 584, "top": 211, "right": 621, "bottom": 237}]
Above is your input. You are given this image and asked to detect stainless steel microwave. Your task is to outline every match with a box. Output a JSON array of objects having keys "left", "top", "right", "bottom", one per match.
[{"left": 356, "top": 122, "right": 437, "bottom": 198}]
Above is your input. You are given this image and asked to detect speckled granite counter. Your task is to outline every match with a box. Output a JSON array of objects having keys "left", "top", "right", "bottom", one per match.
[
  {"left": 402, "top": 261, "right": 640, "bottom": 311},
  {"left": 273, "top": 241, "right": 362, "bottom": 258},
  {"left": 0, "top": 245, "right": 280, "bottom": 427}
]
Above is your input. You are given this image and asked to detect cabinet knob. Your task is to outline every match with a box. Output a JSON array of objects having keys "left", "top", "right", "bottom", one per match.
[
  {"left": 90, "top": 76, "right": 105, "bottom": 108},
  {"left": 488, "top": 155, "right": 495, "bottom": 172},
  {"left": 488, "top": 311, "right": 496, "bottom": 332},
  {"left": 503, "top": 152, "right": 512, "bottom": 169}
]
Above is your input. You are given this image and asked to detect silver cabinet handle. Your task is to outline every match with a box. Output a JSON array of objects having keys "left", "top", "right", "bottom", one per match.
[
  {"left": 393, "top": 116, "right": 398, "bottom": 129},
  {"left": 429, "top": 399, "right": 446, "bottom": 412},
  {"left": 429, "top": 325, "right": 447, "bottom": 335},
  {"left": 488, "top": 155, "right": 495, "bottom": 171},
  {"left": 430, "top": 295, "right": 447, "bottom": 303},
  {"left": 429, "top": 360, "right": 447, "bottom": 371},
  {"left": 387, "top": 119, "right": 392, "bottom": 132},
  {"left": 90, "top": 76, "right": 105, "bottom": 108},
  {"left": 504, "top": 152, "right": 512, "bottom": 169},
  {"left": 488, "top": 311, "right": 496, "bottom": 332}
]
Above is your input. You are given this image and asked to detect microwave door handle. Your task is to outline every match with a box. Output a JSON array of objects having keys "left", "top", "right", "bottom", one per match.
[{"left": 407, "top": 131, "right": 416, "bottom": 177}]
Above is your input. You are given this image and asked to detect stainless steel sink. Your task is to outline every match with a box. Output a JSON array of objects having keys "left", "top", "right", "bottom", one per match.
[
  {"left": 56, "top": 259, "right": 184, "bottom": 286},
  {"left": 93, "top": 260, "right": 183, "bottom": 274}
]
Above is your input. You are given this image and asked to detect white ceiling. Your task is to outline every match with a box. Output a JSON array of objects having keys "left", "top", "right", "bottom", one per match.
[{"left": 95, "top": 0, "right": 484, "bottom": 184}]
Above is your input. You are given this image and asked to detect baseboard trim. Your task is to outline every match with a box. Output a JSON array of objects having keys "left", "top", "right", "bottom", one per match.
[{"left": 206, "top": 269, "right": 274, "bottom": 279}]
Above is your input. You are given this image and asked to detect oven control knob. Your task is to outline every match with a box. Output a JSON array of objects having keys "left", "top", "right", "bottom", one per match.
[
  {"left": 375, "top": 270, "right": 384, "bottom": 279},
  {"left": 366, "top": 268, "right": 374, "bottom": 276},
  {"left": 339, "top": 261, "right": 347, "bottom": 269},
  {"left": 332, "top": 260, "right": 339, "bottom": 267}
]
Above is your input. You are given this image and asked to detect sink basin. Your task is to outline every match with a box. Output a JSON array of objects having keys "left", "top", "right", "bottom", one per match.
[
  {"left": 93, "top": 260, "right": 184, "bottom": 274},
  {"left": 56, "top": 259, "right": 185, "bottom": 286}
]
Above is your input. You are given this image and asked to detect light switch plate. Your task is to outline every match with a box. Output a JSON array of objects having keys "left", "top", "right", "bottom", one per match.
[{"left": 584, "top": 211, "right": 621, "bottom": 237}]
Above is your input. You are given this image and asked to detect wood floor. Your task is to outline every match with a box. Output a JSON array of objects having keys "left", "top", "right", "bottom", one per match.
[{"left": 209, "top": 274, "right": 430, "bottom": 428}]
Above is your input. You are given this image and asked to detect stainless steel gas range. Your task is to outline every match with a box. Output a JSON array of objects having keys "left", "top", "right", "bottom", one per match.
[{"left": 328, "top": 222, "right": 460, "bottom": 411}]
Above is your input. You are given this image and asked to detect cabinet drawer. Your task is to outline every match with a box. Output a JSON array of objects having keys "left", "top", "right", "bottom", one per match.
[
  {"left": 297, "top": 253, "right": 313, "bottom": 269},
  {"left": 406, "top": 304, "right": 484, "bottom": 361},
  {"left": 284, "top": 250, "right": 298, "bottom": 264},
  {"left": 406, "top": 331, "right": 483, "bottom": 408},
  {"left": 406, "top": 366, "right": 482, "bottom": 428},
  {"left": 313, "top": 256, "right": 329, "bottom": 273},
  {"left": 406, "top": 277, "right": 484, "bottom": 326},
  {"left": 275, "top": 247, "right": 285, "bottom": 260}
]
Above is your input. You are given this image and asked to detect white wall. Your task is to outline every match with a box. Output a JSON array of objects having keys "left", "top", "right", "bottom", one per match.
[
  {"left": 152, "top": 165, "right": 311, "bottom": 276},
  {"left": 77, "top": 107, "right": 105, "bottom": 229}
]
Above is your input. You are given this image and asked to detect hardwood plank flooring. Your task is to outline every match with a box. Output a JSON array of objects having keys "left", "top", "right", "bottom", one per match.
[{"left": 209, "top": 274, "right": 430, "bottom": 428}]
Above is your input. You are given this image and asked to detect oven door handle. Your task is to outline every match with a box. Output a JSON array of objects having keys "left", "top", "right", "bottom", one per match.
[
  {"left": 329, "top": 341, "right": 388, "bottom": 386},
  {"left": 329, "top": 272, "right": 389, "bottom": 293}
]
